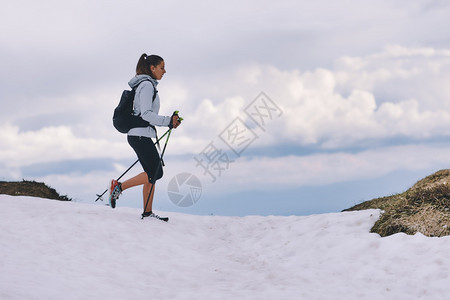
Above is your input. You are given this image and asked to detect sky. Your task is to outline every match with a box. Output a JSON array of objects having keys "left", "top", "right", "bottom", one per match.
[{"left": 1, "top": 0, "right": 450, "bottom": 216}]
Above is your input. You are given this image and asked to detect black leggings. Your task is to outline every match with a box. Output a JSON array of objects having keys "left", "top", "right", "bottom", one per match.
[{"left": 127, "top": 135, "right": 163, "bottom": 184}]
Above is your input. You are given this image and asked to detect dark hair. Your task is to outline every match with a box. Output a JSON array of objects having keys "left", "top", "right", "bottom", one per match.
[{"left": 136, "top": 53, "right": 164, "bottom": 79}]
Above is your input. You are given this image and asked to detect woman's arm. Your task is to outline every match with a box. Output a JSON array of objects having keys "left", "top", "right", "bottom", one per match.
[{"left": 139, "top": 81, "right": 171, "bottom": 127}]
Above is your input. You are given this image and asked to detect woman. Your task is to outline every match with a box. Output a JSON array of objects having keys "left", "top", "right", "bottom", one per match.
[{"left": 108, "top": 53, "right": 181, "bottom": 219}]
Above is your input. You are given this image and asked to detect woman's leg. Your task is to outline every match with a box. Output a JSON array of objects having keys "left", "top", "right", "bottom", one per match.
[
  {"left": 126, "top": 135, "right": 163, "bottom": 213},
  {"left": 120, "top": 171, "right": 155, "bottom": 213},
  {"left": 143, "top": 181, "right": 156, "bottom": 213},
  {"left": 121, "top": 172, "right": 148, "bottom": 191}
]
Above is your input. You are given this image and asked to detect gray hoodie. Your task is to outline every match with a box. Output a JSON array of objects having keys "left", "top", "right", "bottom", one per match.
[{"left": 127, "top": 74, "right": 171, "bottom": 138}]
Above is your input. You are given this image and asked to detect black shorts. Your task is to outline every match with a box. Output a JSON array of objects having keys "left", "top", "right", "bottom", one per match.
[{"left": 127, "top": 135, "right": 163, "bottom": 183}]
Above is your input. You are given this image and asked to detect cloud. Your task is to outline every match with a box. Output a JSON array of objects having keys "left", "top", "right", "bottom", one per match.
[
  {"left": 190, "top": 143, "right": 450, "bottom": 193},
  {"left": 4, "top": 0, "right": 450, "bottom": 101},
  {"left": 3, "top": 45, "right": 450, "bottom": 177},
  {"left": 0, "top": 124, "right": 130, "bottom": 169},
  {"left": 335, "top": 45, "right": 450, "bottom": 108},
  {"left": 172, "top": 45, "right": 450, "bottom": 151}
]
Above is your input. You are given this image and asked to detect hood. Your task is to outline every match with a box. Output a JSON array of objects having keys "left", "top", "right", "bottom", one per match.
[{"left": 128, "top": 74, "right": 158, "bottom": 89}]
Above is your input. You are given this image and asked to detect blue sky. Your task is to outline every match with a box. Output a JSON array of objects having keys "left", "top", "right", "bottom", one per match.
[{"left": 1, "top": 0, "right": 450, "bottom": 216}]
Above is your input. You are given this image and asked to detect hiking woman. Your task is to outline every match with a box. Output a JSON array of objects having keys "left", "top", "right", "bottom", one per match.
[{"left": 108, "top": 53, "right": 181, "bottom": 219}]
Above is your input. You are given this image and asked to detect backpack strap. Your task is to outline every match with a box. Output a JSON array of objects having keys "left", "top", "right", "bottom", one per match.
[
  {"left": 145, "top": 81, "right": 164, "bottom": 165},
  {"left": 133, "top": 79, "right": 157, "bottom": 102},
  {"left": 149, "top": 80, "right": 158, "bottom": 103},
  {"left": 133, "top": 79, "right": 161, "bottom": 155}
]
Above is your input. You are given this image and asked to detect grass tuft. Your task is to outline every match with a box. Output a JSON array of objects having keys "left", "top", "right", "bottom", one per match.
[
  {"left": 0, "top": 180, "right": 71, "bottom": 201},
  {"left": 344, "top": 169, "right": 450, "bottom": 237}
]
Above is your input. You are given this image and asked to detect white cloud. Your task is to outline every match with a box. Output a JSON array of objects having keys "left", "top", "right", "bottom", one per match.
[
  {"left": 334, "top": 45, "right": 450, "bottom": 109},
  {"left": 197, "top": 143, "right": 450, "bottom": 192},
  {"left": 175, "top": 46, "right": 450, "bottom": 151},
  {"left": 225, "top": 46, "right": 450, "bottom": 149},
  {"left": 0, "top": 124, "right": 130, "bottom": 169}
]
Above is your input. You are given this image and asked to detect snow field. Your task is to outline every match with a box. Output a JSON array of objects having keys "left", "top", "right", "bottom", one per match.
[{"left": 0, "top": 195, "right": 449, "bottom": 299}]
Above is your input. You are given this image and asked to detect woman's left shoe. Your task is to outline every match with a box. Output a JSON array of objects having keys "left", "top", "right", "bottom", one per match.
[{"left": 142, "top": 211, "right": 169, "bottom": 222}]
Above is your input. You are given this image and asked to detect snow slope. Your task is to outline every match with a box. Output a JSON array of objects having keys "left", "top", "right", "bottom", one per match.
[{"left": 0, "top": 195, "right": 449, "bottom": 300}]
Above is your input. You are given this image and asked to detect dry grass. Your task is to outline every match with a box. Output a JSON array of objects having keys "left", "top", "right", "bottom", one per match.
[
  {"left": 344, "top": 169, "right": 450, "bottom": 237},
  {"left": 0, "top": 180, "right": 71, "bottom": 201}
]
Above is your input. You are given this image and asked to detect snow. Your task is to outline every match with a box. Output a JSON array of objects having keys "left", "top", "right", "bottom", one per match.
[{"left": 1, "top": 195, "right": 449, "bottom": 300}]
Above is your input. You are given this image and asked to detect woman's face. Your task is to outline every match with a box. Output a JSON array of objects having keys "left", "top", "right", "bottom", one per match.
[{"left": 151, "top": 61, "right": 166, "bottom": 80}]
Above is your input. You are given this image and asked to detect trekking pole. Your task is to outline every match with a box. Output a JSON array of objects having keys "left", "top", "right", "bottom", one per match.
[
  {"left": 141, "top": 129, "right": 173, "bottom": 219},
  {"left": 95, "top": 128, "right": 172, "bottom": 202}
]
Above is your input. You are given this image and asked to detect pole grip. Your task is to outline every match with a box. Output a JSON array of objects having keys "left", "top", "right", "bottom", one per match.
[{"left": 173, "top": 110, "right": 183, "bottom": 121}]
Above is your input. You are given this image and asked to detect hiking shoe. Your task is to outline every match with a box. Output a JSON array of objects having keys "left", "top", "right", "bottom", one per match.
[
  {"left": 108, "top": 180, "right": 122, "bottom": 208},
  {"left": 142, "top": 211, "right": 169, "bottom": 222}
]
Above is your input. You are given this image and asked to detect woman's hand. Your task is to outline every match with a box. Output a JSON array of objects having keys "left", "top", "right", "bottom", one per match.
[{"left": 170, "top": 112, "right": 182, "bottom": 129}]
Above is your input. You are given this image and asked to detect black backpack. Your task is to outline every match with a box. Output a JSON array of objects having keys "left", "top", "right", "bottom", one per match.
[{"left": 113, "top": 80, "right": 157, "bottom": 133}]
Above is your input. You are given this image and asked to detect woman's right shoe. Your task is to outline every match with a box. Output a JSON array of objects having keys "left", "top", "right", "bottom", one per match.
[{"left": 108, "top": 180, "right": 122, "bottom": 208}]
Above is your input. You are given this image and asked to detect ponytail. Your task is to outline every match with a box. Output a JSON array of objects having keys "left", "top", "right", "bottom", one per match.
[{"left": 136, "top": 53, "right": 164, "bottom": 79}]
